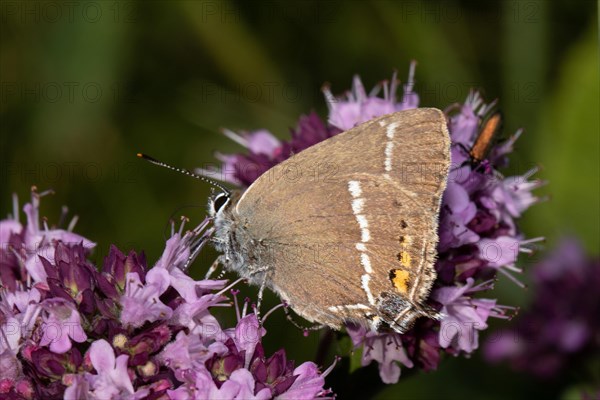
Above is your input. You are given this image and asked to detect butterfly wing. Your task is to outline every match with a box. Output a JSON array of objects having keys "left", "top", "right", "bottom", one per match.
[{"left": 234, "top": 108, "right": 450, "bottom": 331}]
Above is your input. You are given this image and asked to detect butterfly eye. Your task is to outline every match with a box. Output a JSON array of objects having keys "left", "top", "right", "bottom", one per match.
[{"left": 212, "top": 193, "right": 230, "bottom": 214}]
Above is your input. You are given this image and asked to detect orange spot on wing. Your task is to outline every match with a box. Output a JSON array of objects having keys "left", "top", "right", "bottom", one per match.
[{"left": 391, "top": 269, "right": 410, "bottom": 294}]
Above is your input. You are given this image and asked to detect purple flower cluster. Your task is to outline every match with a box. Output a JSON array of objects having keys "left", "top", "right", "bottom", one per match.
[
  {"left": 205, "top": 63, "right": 544, "bottom": 383},
  {"left": 0, "top": 189, "right": 333, "bottom": 399},
  {"left": 484, "top": 237, "right": 600, "bottom": 379},
  {"left": 201, "top": 118, "right": 342, "bottom": 187}
]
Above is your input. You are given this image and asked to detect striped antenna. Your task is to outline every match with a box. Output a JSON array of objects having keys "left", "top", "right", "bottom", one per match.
[{"left": 137, "top": 153, "right": 231, "bottom": 195}]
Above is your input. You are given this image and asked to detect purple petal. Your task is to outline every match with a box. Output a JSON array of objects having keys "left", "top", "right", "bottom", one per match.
[
  {"left": 39, "top": 299, "right": 87, "bottom": 354},
  {"left": 89, "top": 339, "right": 115, "bottom": 373},
  {"left": 277, "top": 362, "right": 325, "bottom": 400},
  {"left": 477, "top": 236, "right": 519, "bottom": 268},
  {"left": 120, "top": 271, "right": 173, "bottom": 328},
  {"left": 63, "top": 374, "right": 90, "bottom": 400},
  {"left": 448, "top": 99, "right": 479, "bottom": 145},
  {"left": 0, "top": 220, "right": 22, "bottom": 244},
  {"left": 24, "top": 253, "right": 49, "bottom": 284},
  {"left": 234, "top": 314, "right": 265, "bottom": 367},
  {"left": 245, "top": 130, "right": 281, "bottom": 156},
  {"left": 229, "top": 368, "right": 271, "bottom": 400},
  {"left": 432, "top": 280, "right": 472, "bottom": 305}
]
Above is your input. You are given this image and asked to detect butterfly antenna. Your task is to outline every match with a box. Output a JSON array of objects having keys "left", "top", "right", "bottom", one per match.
[{"left": 137, "top": 153, "right": 231, "bottom": 195}]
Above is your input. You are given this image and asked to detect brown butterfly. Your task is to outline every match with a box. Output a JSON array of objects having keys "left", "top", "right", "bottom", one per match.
[{"left": 206, "top": 108, "right": 451, "bottom": 333}]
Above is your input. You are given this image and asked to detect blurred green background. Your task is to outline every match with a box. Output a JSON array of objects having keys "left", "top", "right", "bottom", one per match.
[{"left": 1, "top": 1, "right": 598, "bottom": 399}]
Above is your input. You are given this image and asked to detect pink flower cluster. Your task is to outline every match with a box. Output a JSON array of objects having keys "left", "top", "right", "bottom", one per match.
[{"left": 0, "top": 189, "right": 333, "bottom": 399}]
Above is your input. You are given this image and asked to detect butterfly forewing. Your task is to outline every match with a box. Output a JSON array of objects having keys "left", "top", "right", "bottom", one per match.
[{"left": 233, "top": 108, "right": 450, "bottom": 331}]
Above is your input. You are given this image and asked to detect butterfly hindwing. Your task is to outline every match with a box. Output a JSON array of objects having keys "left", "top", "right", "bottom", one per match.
[{"left": 232, "top": 108, "right": 450, "bottom": 332}]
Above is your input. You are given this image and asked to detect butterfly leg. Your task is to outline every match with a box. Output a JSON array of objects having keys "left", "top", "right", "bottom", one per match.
[
  {"left": 182, "top": 236, "right": 212, "bottom": 272},
  {"left": 450, "top": 142, "right": 476, "bottom": 169},
  {"left": 283, "top": 305, "right": 327, "bottom": 332},
  {"left": 204, "top": 256, "right": 223, "bottom": 279},
  {"left": 247, "top": 266, "right": 271, "bottom": 320},
  {"left": 256, "top": 274, "right": 267, "bottom": 320}
]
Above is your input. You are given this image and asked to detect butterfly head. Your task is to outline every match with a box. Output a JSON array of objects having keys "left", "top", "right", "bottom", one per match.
[{"left": 208, "top": 191, "right": 231, "bottom": 218}]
